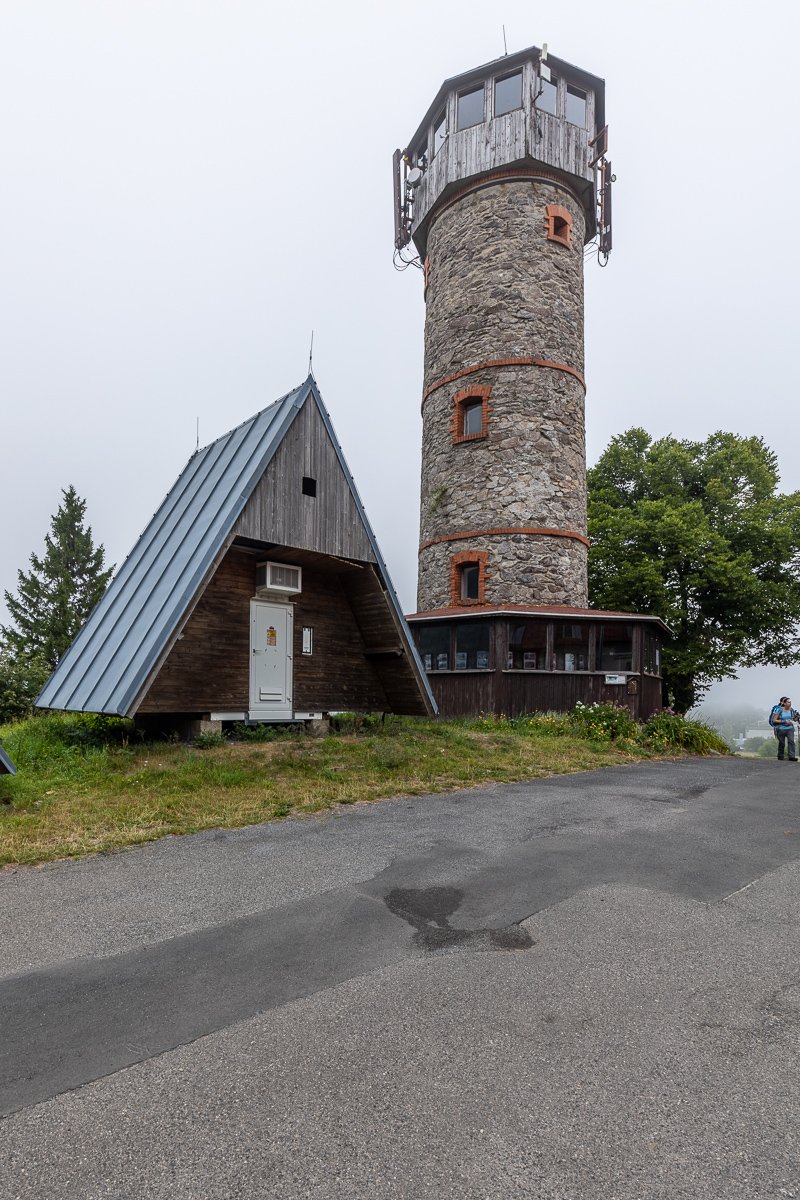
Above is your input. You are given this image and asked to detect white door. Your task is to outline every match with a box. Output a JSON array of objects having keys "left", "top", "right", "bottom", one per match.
[{"left": 249, "top": 601, "right": 293, "bottom": 720}]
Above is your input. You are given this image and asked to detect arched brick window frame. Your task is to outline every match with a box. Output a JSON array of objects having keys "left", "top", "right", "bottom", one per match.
[
  {"left": 452, "top": 385, "right": 491, "bottom": 444},
  {"left": 545, "top": 203, "right": 573, "bottom": 249},
  {"left": 450, "top": 550, "right": 488, "bottom": 606}
]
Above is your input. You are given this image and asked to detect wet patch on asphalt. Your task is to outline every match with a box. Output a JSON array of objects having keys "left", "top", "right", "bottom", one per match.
[{"left": 383, "top": 885, "right": 533, "bottom": 954}]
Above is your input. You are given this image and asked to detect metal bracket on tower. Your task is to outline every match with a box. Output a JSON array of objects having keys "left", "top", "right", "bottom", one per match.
[
  {"left": 393, "top": 149, "right": 412, "bottom": 251},
  {"left": 590, "top": 127, "right": 613, "bottom": 264}
]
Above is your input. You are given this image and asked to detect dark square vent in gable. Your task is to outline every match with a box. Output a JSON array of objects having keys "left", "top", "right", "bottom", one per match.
[{"left": 302, "top": 476, "right": 317, "bottom": 497}]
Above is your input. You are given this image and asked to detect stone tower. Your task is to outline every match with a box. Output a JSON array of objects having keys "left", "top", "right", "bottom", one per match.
[{"left": 393, "top": 45, "right": 612, "bottom": 614}]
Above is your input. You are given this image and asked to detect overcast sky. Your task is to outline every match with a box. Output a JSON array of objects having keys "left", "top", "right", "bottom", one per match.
[{"left": 2, "top": 0, "right": 798, "bottom": 712}]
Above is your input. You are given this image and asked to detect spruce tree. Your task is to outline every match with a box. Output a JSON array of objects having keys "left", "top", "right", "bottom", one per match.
[{"left": 2, "top": 486, "right": 114, "bottom": 670}]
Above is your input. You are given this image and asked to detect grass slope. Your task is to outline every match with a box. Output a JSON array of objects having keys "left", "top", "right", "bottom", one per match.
[{"left": 0, "top": 711, "right": 728, "bottom": 867}]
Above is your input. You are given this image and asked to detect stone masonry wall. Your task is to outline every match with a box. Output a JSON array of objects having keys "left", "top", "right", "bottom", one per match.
[
  {"left": 417, "top": 178, "right": 589, "bottom": 611},
  {"left": 418, "top": 533, "right": 588, "bottom": 611},
  {"left": 423, "top": 179, "right": 586, "bottom": 392}
]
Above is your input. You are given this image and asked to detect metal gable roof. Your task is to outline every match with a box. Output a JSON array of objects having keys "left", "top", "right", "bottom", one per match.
[{"left": 37, "top": 378, "right": 437, "bottom": 718}]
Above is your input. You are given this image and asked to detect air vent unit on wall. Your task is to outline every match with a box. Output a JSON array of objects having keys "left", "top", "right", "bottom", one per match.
[{"left": 256, "top": 562, "right": 302, "bottom": 594}]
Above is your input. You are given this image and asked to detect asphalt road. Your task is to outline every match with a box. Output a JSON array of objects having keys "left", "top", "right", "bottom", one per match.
[{"left": 1, "top": 756, "right": 799, "bottom": 1198}]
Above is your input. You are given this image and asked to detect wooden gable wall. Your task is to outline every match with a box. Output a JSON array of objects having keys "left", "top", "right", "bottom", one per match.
[
  {"left": 233, "top": 397, "right": 376, "bottom": 563},
  {"left": 136, "top": 547, "right": 394, "bottom": 715}
]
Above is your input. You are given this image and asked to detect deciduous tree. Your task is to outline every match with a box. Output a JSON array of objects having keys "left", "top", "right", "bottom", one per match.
[{"left": 588, "top": 430, "right": 800, "bottom": 712}]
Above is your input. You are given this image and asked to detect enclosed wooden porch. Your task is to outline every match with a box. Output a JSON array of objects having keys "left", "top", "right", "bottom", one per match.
[{"left": 406, "top": 606, "right": 668, "bottom": 720}]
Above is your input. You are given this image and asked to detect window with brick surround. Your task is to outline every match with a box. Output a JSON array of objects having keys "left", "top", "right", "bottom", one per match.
[
  {"left": 452, "top": 385, "right": 490, "bottom": 443},
  {"left": 450, "top": 550, "right": 488, "bottom": 606},
  {"left": 461, "top": 564, "right": 479, "bottom": 600},
  {"left": 545, "top": 203, "right": 573, "bottom": 249}
]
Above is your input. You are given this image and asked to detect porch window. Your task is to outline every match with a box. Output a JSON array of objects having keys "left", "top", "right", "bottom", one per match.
[
  {"left": 598, "top": 623, "right": 633, "bottom": 672},
  {"left": 418, "top": 623, "right": 451, "bottom": 672},
  {"left": 455, "top": 622, "right": 490, "bottom": 670},
  {"left": 508, "top": 622, "right": 548, "bottom": 670},
  {"left": 643, "top": 631, "right": 661, "bottom": 675},
  {"left": 553, "top": 623, "right": 589, "bottom": 671}
]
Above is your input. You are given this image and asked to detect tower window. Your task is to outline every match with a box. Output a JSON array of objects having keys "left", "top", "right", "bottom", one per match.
[
  {"left": 457, "top": 85, "right": 484, "bottom": 130},
  {"left": 433, "top": 111, "right": 447, "bottom": 156},
  {"left": 538, "top": 74, "right": 558, "bottom": 115},
  {"left": 545, "top": 204, "right": 573, "bottom": 249},
  {"left": 450, "top": 550, "right": 488, "bottom": 607},
  {"left": 462, "top": 402, "right": 483, "bottom": 437},
  {"left": 495, "top": 71, "right": 523, "bottom": 116},
  {"left": 452, "top": 385, "right": 490, "bottom": 443},
  {"left": 302, "top": 476, "right": 317, "bottom": 497},
  {"left": 565, "top": 85, "right": 587, "bottom": 128},
  {"left": 461, "top": 564, "right": 479, "bottom": 601}
]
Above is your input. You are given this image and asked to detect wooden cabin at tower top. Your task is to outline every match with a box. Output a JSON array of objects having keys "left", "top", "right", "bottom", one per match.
[
  {"left": 394, "top": 43, "right": 610, "bottom": 256},
  {"left": 37, "top": 378, "right": 436, "bottom": 727}
]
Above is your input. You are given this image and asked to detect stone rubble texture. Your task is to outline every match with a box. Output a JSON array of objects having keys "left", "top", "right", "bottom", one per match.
[{"left": 418, "top": 179, "right": 589, "bottom": 611}]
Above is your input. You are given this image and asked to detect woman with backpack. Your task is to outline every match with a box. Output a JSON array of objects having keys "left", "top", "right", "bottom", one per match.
[{"left": 769, "top": 696, "right": 800, "bottom": 761}]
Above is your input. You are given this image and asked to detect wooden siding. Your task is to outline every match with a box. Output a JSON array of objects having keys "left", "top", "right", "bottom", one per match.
[
  {"left": 430, "top": 670, "right": 658, "bottom": 721},
  {"left": 292, "top": 565, "right": 389, "bottom": 713},
  {"left": 343, "top": 566, "right": 433, "bottom": 716},
  {"left": 138, "top": 546, "right": 431, "bottom": 717},
  {"left": 138, "top": 548, "right": 253, "bottom": 713},
  {"left": 233, "top": 397, "right": 376, "bottom": 563},
  {"left": 413, "top": 613, "right": 664, "bottom": 721},
  {"left": 412, "top": 63, "right": 595, "bottom": 242}
]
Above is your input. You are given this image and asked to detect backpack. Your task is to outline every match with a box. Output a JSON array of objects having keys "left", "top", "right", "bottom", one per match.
[{"left": 769, "top": 705, "right": 783, "bottom": 728}]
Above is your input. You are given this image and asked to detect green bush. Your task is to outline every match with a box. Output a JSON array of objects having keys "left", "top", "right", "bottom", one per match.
[
  {"left": 642, "top": 710, "right": 728, "bottom": 753},
  {"left": 570, "top": 701, "right": 638, "bottom": 742}
]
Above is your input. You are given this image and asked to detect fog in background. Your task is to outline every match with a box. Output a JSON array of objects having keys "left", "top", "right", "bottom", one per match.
[{"left": 2, "top": 0, "right": 797, "bottom": 714}]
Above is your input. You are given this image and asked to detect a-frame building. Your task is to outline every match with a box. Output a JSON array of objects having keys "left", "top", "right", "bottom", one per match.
[{"left": 38, "top": 379, "right": 436, "bottom": 726}]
